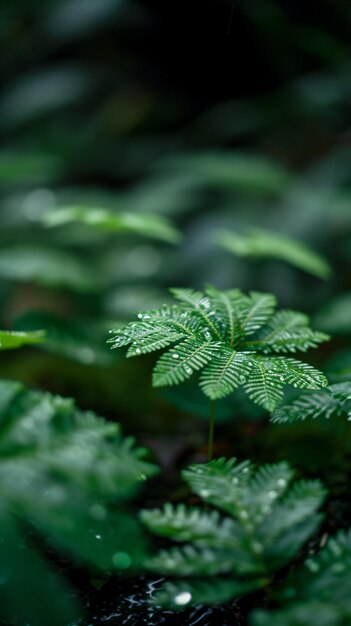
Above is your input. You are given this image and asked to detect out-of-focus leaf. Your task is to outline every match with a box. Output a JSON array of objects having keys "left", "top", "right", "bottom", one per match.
[
  {"left": 0, "top": 151, "right": 63, "bottom": 184},
  {"left": 0, "top": 66, "right": 90, "bottom": 128},
  {"left": 163, "top": 152, "right": 291, "bottom": 196},
  {"left": 14, "top": 311, "right": 116, "bottom": 366},
  {"left": 43, "top": 206, "right": 182, "bottom": 244},
  {"left": 216, "top": 229, "right": 332, "bottom": 280},
  {"left": 0, "top": 329, "right": 45, "bottom": 351},
  {"left": 0, "top": 511, "right": 79, "bottom": 626},
  {"left": 314, "top": 293, "right": 351, "bottom": 334},
  {"left": 0, "top": 246, "right": 102, "bottom": 291},
  {"left": 0, "top": 380, "right": 158, "bottom": 625}
]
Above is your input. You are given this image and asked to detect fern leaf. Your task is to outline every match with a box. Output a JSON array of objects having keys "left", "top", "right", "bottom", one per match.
[
  {"left": 199, "top": 349, "right": 254, "bottom": 399},
  {"left": 271, "top": 382, "right": 351, "bottom": 423},
  {"left": 152, "top": 339, "right": 218, "bottom": 387},
  {"left": 235, "top": 291, "right": 276, "bottom": 336},
  {"left": 110, "top": 286, "right": 329, "bottom": 410},
  {"left": 244, "top": 357, "right": 284, "bottom": 411},
  {"left": 182, "top": 457, "right": 253, "bottom": 517},
  {"left": 205, "top": 286, "right": 243, "bottom": 343},
  {"left": 145, "top": 544, "right": 242, "bottom": 576},
  {"left": 170, "top": 288, "right": 223, "bottom": 338},
  {"left": 142, "top": 457, "right": 325, "bottom": 608},
  {"left": 245, "top": 310, "right": 329, "bottom": 353},
  {"left": 141, "top": 503, "right": 240, "bottom": 548},
  {"left": 251, "top": 528, "right": 351, "bottom": 626}
]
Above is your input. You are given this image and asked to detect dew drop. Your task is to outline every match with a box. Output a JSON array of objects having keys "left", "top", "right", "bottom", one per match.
[
  {"left": 95, "top": 534, "right": 102, "bottom": 540},
  {"left": 137, "top": 313, "right": 143, "bottom": 319},
  {"left": 184, "top": 366, "right": 193, "bottom": 375},
  {"left": 112, "top": 552, "right": 132, "bottom": 570},
  {"left": 306, "top": 559, "right": 320, "bottom": 573},
  {"left": 90, "top": 504, "right": 107, "bottom": 520},
  {"left": 232, "top": 477, "right": 239, "bottom": 485},
  {"left": 135, "top": 348, "right": 141, "bottom": 354},
  {"left": 268, "top": 490, "right": 277, "bottom": 499},
  {"left": 252, "top": 542, "right": 263, "bottom": 554},
  {"left": 172, "top": 353, "right": 179, "bottom": 359},
  {"left": 200, "top": 489, "right": 210, "bottom": 498},
  {"left": 277, "top": 478, "right": 287, "bottom": 487},
  {"left": 174, "top": 591, "right": 192, "bottom": 606}
]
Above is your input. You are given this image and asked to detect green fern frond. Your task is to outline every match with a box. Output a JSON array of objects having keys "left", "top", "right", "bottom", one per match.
[
  {"left": 251, "top": 528, "right": 351, "bottom": 626},
  {"left": 109, "top": 286, "right": 329, "bottom": 411},
  {"left": 152, "top": 339, "right": 219, "bottom": 386},
  {"left": 141, "top": 457, "right": 326, "bottom": 607},
  {"left": 0, "top": 380, "right": 158, "bottom": 626},
  {"left": 199, "top": 349, "right": 254, "bottom": 399},
  {"left": 271, "top": 382, "right": 351, "bottom": 423},
  {"left": 244, "top": 310, "right": 329, "bottom": 353},
  {"left": 235, "top": 291, "right": 277, "bottom": 336}
]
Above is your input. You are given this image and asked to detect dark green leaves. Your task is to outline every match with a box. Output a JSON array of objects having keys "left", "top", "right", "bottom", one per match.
[
  {"left": 251, "top": 529, "right": 351, "bottom": 626},
  {"left": 141, "top": 457, "right": 326, "bottom": 607},
  {"left": 271, "top": 382, "right": 351, "bottom": 423},
  {"left": 109, "top": 286, "right": 329, "bottom": 411},
  {"left": 0, "top": 380, "right": 158, "bottom": 625}
]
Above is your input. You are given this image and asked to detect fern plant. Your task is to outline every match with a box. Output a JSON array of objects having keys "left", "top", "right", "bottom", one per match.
[
  {"left": 0, "top": 379, "right": 158, "bottom": 626},
  {"left": 271, "top": 382, "right": 351, "bottom": 424},
  {"left": 251, "top": 528, "right": 351, "bottom": 626},
  {"left": 140, "top": 456, "right": 326, "bottom": 608},
  {"left": 109, "top": 286, "right": 329, "bottom": 457}
]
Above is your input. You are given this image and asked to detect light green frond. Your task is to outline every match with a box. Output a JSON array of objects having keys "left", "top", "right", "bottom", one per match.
[
  {"left": 152, "top": 339, "right": 218, "bottom": 387},
  {"left": 199, "top": 349, "right": 254, "bottom": 399}
]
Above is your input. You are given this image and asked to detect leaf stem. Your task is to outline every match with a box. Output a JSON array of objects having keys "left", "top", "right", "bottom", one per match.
[{"left": 208, "top": 400, "right": 216, "bottom": 461}]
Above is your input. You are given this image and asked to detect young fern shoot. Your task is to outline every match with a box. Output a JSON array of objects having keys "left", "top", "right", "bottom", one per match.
[{"left": 109, "top": 287, "right": 329, "bottom": 457}]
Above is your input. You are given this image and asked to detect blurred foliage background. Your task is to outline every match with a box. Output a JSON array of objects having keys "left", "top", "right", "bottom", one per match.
[{"left": 1, "top": 0, "right": 351, "bottom": 443}]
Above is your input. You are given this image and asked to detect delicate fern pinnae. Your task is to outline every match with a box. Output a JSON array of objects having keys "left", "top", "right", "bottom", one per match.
[
  {"left": 109, "top": 286, "right": 329, "bottom": 414},
  {"left": 200, "top": 349, "right": 253, "bottom": 400},
  {"left": 152, "top": 339, "right": 219, "bottom": 387},
  {"left": 170, "top": 288, "right": 222, "bottom": 339},
  {"left": 271, "top": 382, "right": 351, "bottom": 424},
  {"left": 141, "top": 457, "right": 326, "bottom": 607}
]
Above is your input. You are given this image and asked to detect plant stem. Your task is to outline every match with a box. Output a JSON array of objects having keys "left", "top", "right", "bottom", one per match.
[{"left": 208, "top": 400, "right": 216, "bottom": 462}]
